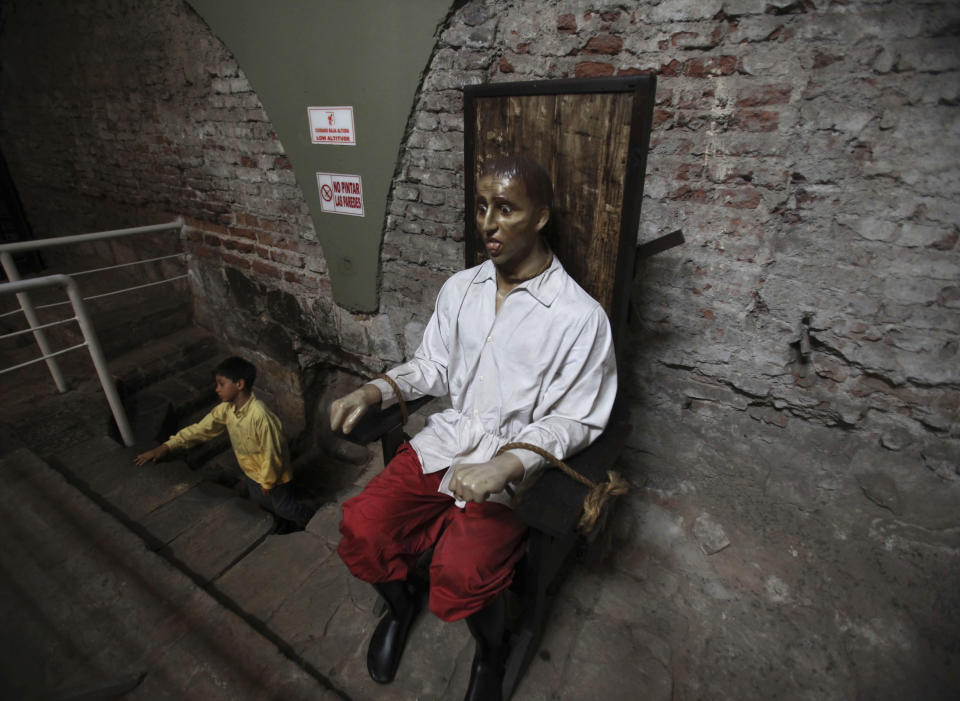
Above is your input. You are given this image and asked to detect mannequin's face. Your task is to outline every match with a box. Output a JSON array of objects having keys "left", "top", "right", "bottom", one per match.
[{"left": 475, "top": 174, "right": 549, "bottom": 274}]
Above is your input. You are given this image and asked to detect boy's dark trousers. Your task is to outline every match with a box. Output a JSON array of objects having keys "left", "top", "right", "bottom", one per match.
[{"left": 244, "top": 476, "right": 315, "bottom": 528}]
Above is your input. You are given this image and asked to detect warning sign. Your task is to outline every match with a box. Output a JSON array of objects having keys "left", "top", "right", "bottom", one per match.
[
  {"left": 308, "top": 106, "right": 356, "bottom": 145},
  {"left": 317, "top": 172, "right": 364, "bottom": 217}
]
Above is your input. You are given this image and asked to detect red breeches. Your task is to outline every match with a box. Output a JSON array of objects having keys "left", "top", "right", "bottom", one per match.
[{"left": 337, "top": 443, "right": 527, "bottom": 622}]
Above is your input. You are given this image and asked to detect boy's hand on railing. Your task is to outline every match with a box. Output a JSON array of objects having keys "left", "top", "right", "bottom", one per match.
[
  {"left": 134, "top": 444, "right": 170, "bottom": 466},
  {"left": 329, "top": 384, "right": 382, "bottom": 435}
]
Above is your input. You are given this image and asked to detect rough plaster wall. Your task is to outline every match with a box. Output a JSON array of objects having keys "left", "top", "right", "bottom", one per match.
[
  {"left": 382, "top": 0, "right": 960, "bottom": 697},
  {"left": 2, "top": 0, "right": 959, "bottom": 696}
]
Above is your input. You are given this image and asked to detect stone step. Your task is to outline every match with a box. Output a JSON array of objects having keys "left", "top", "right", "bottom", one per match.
[
  {"left": 108, "top": 326, "right": 224, "bottom": 448},
  {"left": 2, "top": 254, "right": 191, "bottom": 376},
  {"left": 0, "top": 320, "right": 217, "bottom": 413},
  {"left": 0, "top": 446, "right": 338, "bottom": 700},
  {"left": 47, "top": 434, "right": 201, "bottom": 523},
  {"left": 101, "top": 458, "right": 201, "bottom": 523},
  {"left": 109, "top": 325, "right": 221, "bottom": 397},
  {"left": 189, "top": 443, "right": 247, "bottom": 488},
  {"left": 31, "top": 283, "right": 193, "bottom": 361},
  {"left": 212, "top": 504, "right": 476, "bottom": 701},
  {"left": 139, "top": 480, "right": 242, "bottom": 545},
  {"left": 143, "top": 361, "right": 220, "bottom": 424},
  {"left": 150, "top": 487, "right": 273, "bottom": 585},
  {"left": 127, "top": 390, "right": 178, "bottom": 445},
  {"left": 44, "top": 426, "right": 276, "bottom": 587},
  {"left": 97, "top": 292, "right": 193, "bottom": 359},
  {"left": 124, "top": 390, "right": 233, "bottom": 476}
]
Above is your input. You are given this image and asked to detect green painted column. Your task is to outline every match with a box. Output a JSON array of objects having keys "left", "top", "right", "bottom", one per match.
[{"left": 188, "top": 0, "right": 451, "bottom": 312}]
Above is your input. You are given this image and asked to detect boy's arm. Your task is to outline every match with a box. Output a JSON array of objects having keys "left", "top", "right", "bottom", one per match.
[
  {"left": 163, "top": 405, "right": 228, "bottom": 452},
  {"left": 134, "top": 406, "right": 227, "bottom": 465},
  {"left": 250, "top": 412, "right": 287, "bottom": 491}
]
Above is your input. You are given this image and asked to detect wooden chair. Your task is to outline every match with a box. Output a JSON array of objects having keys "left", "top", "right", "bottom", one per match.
[{"left": 343, "top": 75, "right": 679, "bottom": 699}]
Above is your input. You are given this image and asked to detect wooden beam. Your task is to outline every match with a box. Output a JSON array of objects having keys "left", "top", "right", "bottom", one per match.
[{"left": 635, "top": 229, "right": 685, "bottom": 263}]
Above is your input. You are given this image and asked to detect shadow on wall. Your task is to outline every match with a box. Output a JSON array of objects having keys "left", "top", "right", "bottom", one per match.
[{"left": 292, "top": 365, "right": 375, "bottom": 502}]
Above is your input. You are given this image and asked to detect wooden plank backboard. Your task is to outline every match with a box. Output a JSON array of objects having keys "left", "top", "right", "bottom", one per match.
[{"left": 464, "top": 76, "right": 656, "bottom": 349}]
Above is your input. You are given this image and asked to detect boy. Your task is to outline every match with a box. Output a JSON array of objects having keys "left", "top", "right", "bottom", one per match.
[
  {"left": 135, "top": 356, "right": 315, "bottom": 530},
  {"left": 329, "top": 155, "right": 616, "bottom": 700}
]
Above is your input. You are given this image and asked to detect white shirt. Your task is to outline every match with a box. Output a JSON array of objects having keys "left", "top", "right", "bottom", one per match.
[{"left": 371, "top": 257, "right": 617, "bottom": 508}]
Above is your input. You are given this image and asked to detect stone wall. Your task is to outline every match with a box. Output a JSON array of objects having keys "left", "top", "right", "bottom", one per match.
[
  {"left": 2, "top": 0, "right": 958, "bottom": 696},
  {"left": 380, "top": 1, "right": 960, "bottom": 695}
]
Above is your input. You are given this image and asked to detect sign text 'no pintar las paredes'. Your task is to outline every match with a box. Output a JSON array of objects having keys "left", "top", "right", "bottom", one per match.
[{"left": 317, "top": 172, "right": 364, "bottom": 217}]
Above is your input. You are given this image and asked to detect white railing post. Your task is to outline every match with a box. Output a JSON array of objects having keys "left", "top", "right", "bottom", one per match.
[
  {"left": 62, "top": 278, "right": 135, "bottom": 447},
  {"left": 0, "top": 250, "right": 68, "bottom": 392}
]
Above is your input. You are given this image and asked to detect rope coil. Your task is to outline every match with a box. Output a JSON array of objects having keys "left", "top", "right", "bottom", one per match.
[{"left": 495, "top": 442, "right": 629, "bottom": 534}]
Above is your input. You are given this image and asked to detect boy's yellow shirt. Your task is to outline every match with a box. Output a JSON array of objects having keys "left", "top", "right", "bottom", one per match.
[{"left": 164, "top": 393, "right": 292, "bottom": 490}]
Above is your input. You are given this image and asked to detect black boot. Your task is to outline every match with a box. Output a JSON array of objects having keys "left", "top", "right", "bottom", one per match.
[
  {"left": 464, "top": 595, "right": 508, "bottom": 701},
  {"left": 367, "top": 580, "right": 422, "bottom": 683}
]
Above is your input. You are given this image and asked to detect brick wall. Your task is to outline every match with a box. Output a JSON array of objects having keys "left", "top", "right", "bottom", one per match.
[
  {"left": 0, "top": 0, "right": 329, "bottom": 427},
  {"left": 2, "top": 0, "right": 958, "bottom": 695},
  {"left": 389, "top": 1, "right": 959, "bottom": 450}
]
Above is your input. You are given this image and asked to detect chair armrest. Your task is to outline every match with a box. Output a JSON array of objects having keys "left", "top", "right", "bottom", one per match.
[
  {"left": 512, "top": 395, "right": 631, "bottom": 539},
  {"left": 338, "top": 395, "right": 435, "bottom": 446}
]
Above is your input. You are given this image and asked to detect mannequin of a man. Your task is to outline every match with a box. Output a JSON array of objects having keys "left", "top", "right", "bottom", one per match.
[{"left": 330, "top": 154, "right": 617, "bottom": 701}]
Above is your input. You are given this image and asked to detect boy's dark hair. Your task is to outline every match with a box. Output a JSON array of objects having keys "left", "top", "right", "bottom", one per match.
[
  {"left": 479, "top": 154, "right": 553, "bottom": 212},
  {"left": 214, "top": 356, "right": 256, "bottom": 390}
]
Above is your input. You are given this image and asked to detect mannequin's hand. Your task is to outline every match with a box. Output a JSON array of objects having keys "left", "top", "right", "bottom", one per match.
[
  {"left": 448, "top": 453, "right": 524, "bottom": 503},
  {"left": 329, "top": 384, "right": 382, "bottom": 434}
]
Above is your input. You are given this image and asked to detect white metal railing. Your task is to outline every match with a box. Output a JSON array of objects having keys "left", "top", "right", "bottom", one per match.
[
  {"left": 0, "top": 218, "right": 188, "bottom": 446},
  {"left": 0, "top": 252, "right": 188, "bottom": 319},
  {"left": 0, "top": 274, "right": 135, "bottom": 445}
]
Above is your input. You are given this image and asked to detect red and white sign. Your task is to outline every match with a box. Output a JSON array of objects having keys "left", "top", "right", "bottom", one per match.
[
  {"left": 308, "top": 106, "right": 356, "bottom": 145},
  {"left": 317, "top": 172, "right": 364, "bottom": 217}
]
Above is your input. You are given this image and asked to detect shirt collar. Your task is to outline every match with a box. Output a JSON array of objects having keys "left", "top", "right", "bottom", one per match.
[
  {"left": 234, "top": 393, "right": 256, "bottom": 418},
  {"left": 473, "top": 257, "right": 563, "bottom": 307}
]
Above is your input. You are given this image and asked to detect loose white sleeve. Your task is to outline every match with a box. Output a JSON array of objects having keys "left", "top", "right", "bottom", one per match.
[
  {"left": 508, "top": 306, "right": 617, "bottom": 478},
  {"left": 370, "top": 278, "right": 457, "bottom": 408}
]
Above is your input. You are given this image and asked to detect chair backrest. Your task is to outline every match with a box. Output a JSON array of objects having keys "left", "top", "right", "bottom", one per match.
[{"left": 464, "top": 76, "right": 657, "bottom": 351}]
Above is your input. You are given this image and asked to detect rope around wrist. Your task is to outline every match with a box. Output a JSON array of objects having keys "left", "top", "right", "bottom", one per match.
[
  {"left": 373, "top": 373, "right": 408, "bottom": 427},
  {"left": 495, "top": 442, "right": 629, "bottom": 534}
]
